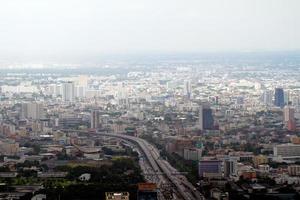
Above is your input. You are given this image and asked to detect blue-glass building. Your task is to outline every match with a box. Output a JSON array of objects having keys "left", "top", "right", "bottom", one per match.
[
  {"left": 274, "top": 88, "right": 284, "bottom": 108},
  {"left": 203, "top": 107, "right": 214, "bottom": 130}
]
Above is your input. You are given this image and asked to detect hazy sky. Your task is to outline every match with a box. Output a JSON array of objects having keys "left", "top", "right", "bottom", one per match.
[{"left": 0, "top": 0, "right": 299, "bottom": 60}]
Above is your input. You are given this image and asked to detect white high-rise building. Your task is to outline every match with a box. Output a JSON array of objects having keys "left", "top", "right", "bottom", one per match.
[
  {"left": 22, "top": 102, "right": 44, "bottom": 120},
  {"left": 284, "top": 90, "right": 290, "bottom": 105},
  {"left": 48, "top": 84, "right": 62, "bottom": 97},
  {"left": 262, "top": 90, "right": 273, "bottom": 105},
  {"left": 184, "top": 80, "right": 192, "bottom": 99},
  {"left": 224, "top": 157, "right": 237, "bottom": 177},
  {"left": 62, "top": 82, "right": 75, "bottom": 102},
  {"left": 75, "top": 85, "right": 86, "bottom": 98}
]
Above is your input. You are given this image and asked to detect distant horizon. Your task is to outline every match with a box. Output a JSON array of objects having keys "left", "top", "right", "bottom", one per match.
[
  {"left": 0, "top": 50, "right": 299, "bottom": 71},
  {"left": 1, "top": 50, "right": 300, "bottom": 64}
]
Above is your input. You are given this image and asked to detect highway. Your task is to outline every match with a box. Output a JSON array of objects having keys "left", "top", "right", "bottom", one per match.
[
  {"left": 63, "top": 129, "right": 205, "bottom": 200},
  {"left": 96, "top": 132, "right": 205, "bottom": 200}
]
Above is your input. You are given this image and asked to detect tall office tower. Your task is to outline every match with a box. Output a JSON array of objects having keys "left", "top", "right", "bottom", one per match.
[
  {"left": 262, "top": 90, "right": 273, "bottom": 105},
  {"left": 284, "top": 106, "right": 296, "bottom": 131},
  {"left": 199, "top": 105, "right": 214, "bottom": 131},
  {"left": 117, "top": 82, "right": 130, "bottom": 107},
  {"left": 224, "top": 158, "right": 237, "bottom": 178},
  {"left": 90, "top": 110, "right": 100, "bottom": 129},
  {"left": 284, "top": 90, "right": 290, "bottom": 105},
  {"left": 184, "top": 80, "right": 192, "bottom": 99},
  {"left": 21, "top": 102, "right": 44, "bottom": 120},
  {"left": 62, "top": 82, "right": 75, "bottom": 102},
  {"left": 284, "top": 106, "right": 295, "bottom": 122},
  {"left": 274, "top": 88, "right": 284, "bottom": 108}
]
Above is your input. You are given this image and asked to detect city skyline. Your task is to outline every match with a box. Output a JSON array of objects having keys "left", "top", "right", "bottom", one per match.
[{"left": 1, "top": 1, "right": 300, "bottom": 200}]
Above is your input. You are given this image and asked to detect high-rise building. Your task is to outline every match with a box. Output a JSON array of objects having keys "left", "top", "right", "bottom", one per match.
[
  {"left": 90, "top": 110, "right": 100, "bottom": 129},
  {"left": 283, "top": 106, "right": 296, "bottom": 131},
  {"left": 47, "top": 84, "right": 62, "bottom": 97},
  {"left": 224, "top": 158, "right": 237, "bottom": 178},
  {"left": 62, "top": 82, "right": 75, "bottom": 102},
  {"left": 21, "top": 102, "right": 44, "bottom": 120},
  {"left": 184, "top": 80, "right": 192, "bottom": 99},
  {"left": 284, "top": 90, "right": 290, "bottom": 105},
  {"left": 284, "top": 106, "right": 295, "bottom": 122},
  {"left": 274, "top": 88, "right": 284, "bottom": 108},
  {"left": 75, "top": 85, "right": 86, "bottom": 98},
  {"left": 262, "top": 90, "right": 273, "bottom": 105},
  {"left": 199, "top": 105, "right": 214, "bottom": 131}
]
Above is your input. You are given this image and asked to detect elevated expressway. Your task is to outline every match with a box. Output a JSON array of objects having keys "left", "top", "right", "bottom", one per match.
[{"left": 64, "top": 130, "right": 205, "bottom": 200}]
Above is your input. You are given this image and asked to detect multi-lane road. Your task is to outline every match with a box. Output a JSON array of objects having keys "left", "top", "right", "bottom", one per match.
[
  {"left": 63, "top": 129, "right": 205, "bottom": 200},
  {"left": 97, "top": 132, "right": 205, "bottom": 200}
]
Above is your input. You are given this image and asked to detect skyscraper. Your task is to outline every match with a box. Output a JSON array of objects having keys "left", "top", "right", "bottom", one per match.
[
  {"left": 284, "top": 106, "right": 296, "bottom": 131},
  {"left": 284, "top": 90, "right": 290, "bottom": 105},
  {"left": 184, "top": 80, "right": 192, "bottom": 99},
  {"left": 62, "top": 82, "right": 75, "bottom": 102},
  {"left": 224, "top": 158, "right": 237, "bottom": 178},
  {"left": 274, "top": 88, "right": 284, "bottom": 108},
  {"left": 262, "top": 90, "right": 273, "bottom": 105},
  {"left": 199, "top": 105, "right": 214, "bottom": 131},
  {"left": 90, "top": 110, "right": 100, "bottom": 129},
  {"left": 284, "top": 106, "right": 295, "bottom": 122}
]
